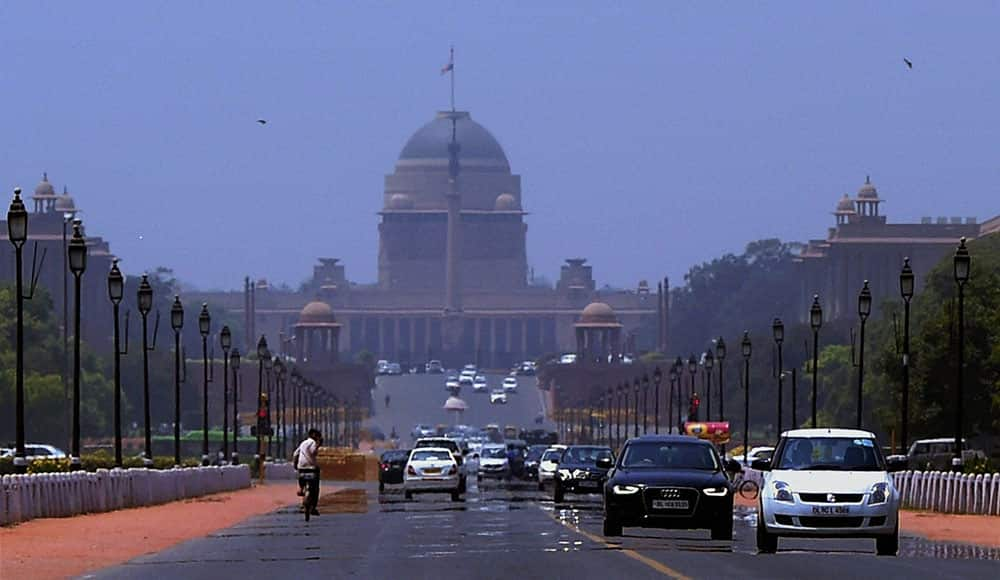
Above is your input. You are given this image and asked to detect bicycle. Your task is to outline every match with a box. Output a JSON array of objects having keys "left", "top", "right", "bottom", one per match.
[
  {"left": 300, "top": 468, "right": 320, "bottom": 521},
  {"left": 733, "top": 469, "right": 760, "bottom": 500}
]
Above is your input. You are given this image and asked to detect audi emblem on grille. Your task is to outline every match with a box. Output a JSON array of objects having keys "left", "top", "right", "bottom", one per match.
[
  {"left": 827, "top": 493, "right": 836, "bottom": 503},
  {"left": 660, "top": 489, "right": 681, "bottom": 499}
]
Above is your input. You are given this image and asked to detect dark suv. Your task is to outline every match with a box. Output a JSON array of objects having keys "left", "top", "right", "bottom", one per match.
[
  {"left": 414, "top": 437, "right": 467, "bottom": 492},
  {"left": 602, "top": 435, "right": 738, "bottom": 540},
  {"left": 553, "top": 445, "right": 614, "bottom": 503}
]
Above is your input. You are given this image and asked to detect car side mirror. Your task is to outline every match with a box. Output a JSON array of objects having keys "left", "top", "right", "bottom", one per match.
[
  {"left": 886, "top": 455, "right": 908, "bottom": 472},
  {"left": 724, "top": 459, "right": 743, "bottom": 473},
  {"left": 750, "top": 458, "right": 771, "bottom": 471},
  {"left": 596, "top": 456, "right": 613, "bottom": 469}
]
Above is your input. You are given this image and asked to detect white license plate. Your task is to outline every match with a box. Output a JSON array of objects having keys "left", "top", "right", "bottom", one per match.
[
  {"left": 424, "top": 468, "right": 441, "bottom": 475},
  {"left": 578, "top": 480, "right": 599, "bottom": 488},
  {"left": 811, "top": 505, "right": 850, "bottom": 515},
  {"left": 652, "top": 499, "right": 689, "bottom": 510},
  {"left": 299, "top": 472, "right": 316, "bottom": 480}
]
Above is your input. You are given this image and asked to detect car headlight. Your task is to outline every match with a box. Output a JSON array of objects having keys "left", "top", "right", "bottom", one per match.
[
  {"left": 702, "top": 486, "right": 729, "bottom": 497},
  {"left": 612, "top": 484, "right": 641, "bottom": 495},
  {"left": 558, "top": 469, "right": 573, "bottom": 480},
  {"left": 868, "top": 482, "right": 889, "bottom": 505},
  {"left": 573, "top": 469, "right": 590, "bottom": 479},
  {"left": 773, "top": 481, "right": 793, "bottom": 502}
]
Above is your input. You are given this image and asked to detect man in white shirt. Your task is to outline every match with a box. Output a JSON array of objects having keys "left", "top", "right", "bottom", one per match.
[{"left": 292, "top": 429, "right": 322, "bottom": 515}]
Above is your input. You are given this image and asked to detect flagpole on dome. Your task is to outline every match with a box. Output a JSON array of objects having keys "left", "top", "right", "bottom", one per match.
[{"left": 441, "top": 45, "right": 455, "bottom": 112}]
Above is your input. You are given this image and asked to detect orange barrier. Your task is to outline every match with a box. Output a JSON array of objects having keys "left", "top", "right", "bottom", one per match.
[
  {"left": 683, "top": 422, "right": 731, "bottom": 444},
  {"left": 317, "top": 449, "right": 378, "bottom": 481}
]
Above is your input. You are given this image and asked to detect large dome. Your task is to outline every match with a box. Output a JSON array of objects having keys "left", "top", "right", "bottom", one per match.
[{"left": 396, "top": 111, "right": 510, "bottom": 171}]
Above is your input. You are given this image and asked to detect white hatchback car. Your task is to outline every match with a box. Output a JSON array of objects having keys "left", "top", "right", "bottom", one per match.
[
  {"left": 404, "top": 447, "right": 462, "bottom": 502},
  {"left": 502, "top": 376, "right": 518, "bottom": 392},
  {"left": 536, "top": 444, "right": 567, "bottom": 490},
  {"left": 473, "top": 375, "right": 488, "bottom": 392},
  {"left": 755, "top": 428, "right": 901, "bottom": 555},
  {"left": 489, "top": 389, "right": 508, "bottom": 404}
]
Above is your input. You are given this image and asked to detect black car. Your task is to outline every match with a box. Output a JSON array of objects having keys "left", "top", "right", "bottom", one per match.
[
  {"left": 553, "top": 445, "right": 614, "bottom": 503},
  {"left": 524, "top": 445, "right": 548, "bottom": 480},
  {"left": 378, "top": 449, "right": 410, "bottom": 492},
  {"left": 602, "top": 435, "right": 739, "bottom": 540}
]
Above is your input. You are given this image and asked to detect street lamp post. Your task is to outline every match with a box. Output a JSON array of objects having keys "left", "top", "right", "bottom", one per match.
[
  {"left": 953, "top": 238, "right": 970, "bottom": 470},
  {"left": 633, "top": 378, "right": 640, "bottom": 438},
  {"left": 198, "top": 304, "right": 212, "bottom": 466},
  {"left": 810, "top": 295, "right": 822, "bottom": 428},
  {"left": 7, "top": 189, "right": 29, "bottom": 473},
  {"left": 170, "top": 296, "right": 184, "bottom": 466},
  {"left": 255, "top": 336, "right": 268, "bottom": 466},
  {"left": 704, "top": 350, "right": 714, "bottom": 422},
  {"left": 616, "top": 383, "right": 623, "bottom": 447},
  {"left": 741, "top": 332, "right": 752, "bottom": 466},
  {"left": 772, "top": 318, "right": 784, "bottom": 435},
  {"left": 137, "top": 274, "right": 156, "bottom": 467},
  {"left": 687, "top": 355, "right": 697, "bottom": 422},
  {"left": 220, "top": 326, "right": 232, "bottom": 464},
  {"left": 67, "top": 220, "right": 87, "bottom": 470},
  {"left": 668, "top": 362, "right": 679, "bottom": 433},
  {"left": 231, "top": 349, "right": 241, "bottom": 465},
  {"left": 899, "top": 259, "right": 914, "bottom": 454},
  {"left": 716, "top": 337, "right": 727, "bottom": 426},
  {"left": 856, "top": 281, "right": 872, "bottom": 429},
  {"left": 672, "top": 357, "right": 683, "bottom": 431},
  {"left": 274, "top": 359, "right": 286, "bottom": 459},
  {"left": 652, "top": 367, "right": 662, "bottom": 434},
  {"left": 264, "top": 355, "right": 273, "bottom": 458},
  {"left": 107, "top": 259, "right": 126, "bottom": 467},
  {"left": 642, "top": 375, "right": 650, "bottom": 434}
]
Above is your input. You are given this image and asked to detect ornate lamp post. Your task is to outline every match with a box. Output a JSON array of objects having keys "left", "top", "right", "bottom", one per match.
[
  {"left": 898, "top": 258, "right": 914, "bottom": 453},
  {"left": 198, "top": 304, "right": 212, "bottom": 465},
  {"left": 652, "top": 367, "right": 662, "bottom": 434},
  {"left": 741, "top": 331, "right": 752, "bottom": 465},
  {"left": 107, "top": 259, "right": 126, "bottom": 467},
  {"left": 641, "top": 375, "right": 650, "bottom": 434},
  {"left": 263, "top": 355, "right": 274, "bottom": 458},
  {"left": 606, "top": 386, "right": 614, "bottom": 447},
  {"left": 170, "top": 296, "right": 184, "bottom": 466},
  {"left": 255, "top": 336, "right": 268, "bottom": 466},
  {"left": 715, "top": 337, "right": 727, "bottom": 426},
  {"left": 220, "top": 326, "right": 232, "bottom": 463},
  {"left": 137, "top": 274, "right": 157, "bottom": 467},
  {"left": 632, "top": 378, "right": 640, "bottom": 438},
  {"left": 772, "top": 318, "right": 785, "bottom": 435},
  {"left": 616, "top": 383, "right": 624, "bottom": 447},
  {"left": 7, "top": 189, "right": 29, "bottom": 473},
  {"left": 809, "top": 295, "right": 822, "bottom": 428},
  {"left": 856, "top": 281, "right": 872, "bottom": 429},
  {"left": 231, "top": 348, "right": 241, "bottom": 465},
  {"left": 668, "top": 362, "right": 679, "bottom": 433},
  {"left": 953, "top": 238, "right": 970, "bottom": 470},
  {"left": 67, "top": 220, "right": 87, "bottom": 470},
  {"left": 672, "top": 357, "right": 683, "bottom": 431},
  {"left": 274, "top": 358, "right": 286, "bottom": 459},
  {"left": 687, "top": 354, "right": 697, "bottom": 422},
  {"left": 703, "top": 349, "right": 714, "bottom": 422}
]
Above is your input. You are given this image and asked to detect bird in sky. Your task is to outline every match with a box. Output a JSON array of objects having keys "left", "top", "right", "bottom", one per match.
[
  {"left": 256, "top": 119, "right": 267, "bottom": 125},
  {"left": 903, "top": 58, "right": 913, "bottom": 69}
]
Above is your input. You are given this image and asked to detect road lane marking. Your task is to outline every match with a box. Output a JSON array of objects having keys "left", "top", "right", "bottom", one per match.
[{"left": 543, "top": 509, "right": 693, "bottom": 580}]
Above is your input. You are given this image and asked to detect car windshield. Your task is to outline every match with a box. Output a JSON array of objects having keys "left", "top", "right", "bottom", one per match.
[
  {"left": 412, "top": 450, "right": 452, "bottom": 462},
  {"left": 562, "top": 446, "right": 611, "bottom": 464},
  {"left": 416, "top": 440, "right": 457, "bottom": 451},
  {"left": 775, "top": 437, "right": 885, "bottom": 471},
  {"left": 526, "top": 447, "right": 546, "bottom": 461},
  {"left": 382, "top": 450, "right": 409, "bottom": 461},
  {"left": 620, "top": 442, "right": 719, "bottom": 470},
  {"left": 482, "top": 448, "right": 506, "bottom": 459},
  {"left": 541, "top": 449, "right": 562, "bottom": 462}
]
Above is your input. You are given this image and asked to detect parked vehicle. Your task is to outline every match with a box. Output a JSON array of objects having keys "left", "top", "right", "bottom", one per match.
[
  {"left": 901, "top": 438, "right": 985, "bottom": 471},
  {"left": 602, "top": 435, "right": 738, "bottom": 539},
  {"left": 379, "top": 449, "right": 411, "bottom": 492},
  {"left": 404, "top": 448, "right": 462, "bottom": 501},
  {"left": 755, "top": 428, "right": 902, "bottom": 555}
]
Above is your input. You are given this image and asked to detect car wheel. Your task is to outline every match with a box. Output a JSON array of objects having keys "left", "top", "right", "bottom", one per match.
[
  {"left": 756, "top": 519, "right": 778, "bottom": 553},
  {"left": 451, "top": 490, "right": 461, "bottom": 502},
  {"left": 404, "top": 490, "right": 413, "bottom": 501},
  {"left": 378, "top": 481, "right": 385, "bottom": 493},
  {"left": 537, "top": 481, "right": 545, "bottom": 491},
  {"left": 711, "top": 517, "right": 734, "bottom": 541},
  {"left": 602, "top": 515, "right": 623, "bottom": 537},
  {"left": 876, "top": 523, "right": 899, "bottom": 556},
  {"left": 553, "top": 483, "right": 564, "bottom": 503},
  {"left": 477, "top": 474, "right": 483, "bottom": 482}
]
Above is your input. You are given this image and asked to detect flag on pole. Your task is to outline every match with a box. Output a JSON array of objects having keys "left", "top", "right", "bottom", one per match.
[{"left": 441, "top": 47, "right": 454, "bottom": 75}]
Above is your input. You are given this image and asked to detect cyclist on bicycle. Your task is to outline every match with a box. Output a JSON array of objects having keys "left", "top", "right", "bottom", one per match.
[{"left": 292, "top": 428, "right": 322, "bottom": 516}]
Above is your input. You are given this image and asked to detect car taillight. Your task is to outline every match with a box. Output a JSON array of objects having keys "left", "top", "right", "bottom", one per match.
[
  {"left": 381, "top": 463, "right": 389, "bottom": 470},
  {"left": 407, "top": 465, "right": 417, "bottom": 476},
  {"left": 447, "top": 465, "right": 457, "bottom": 475}
]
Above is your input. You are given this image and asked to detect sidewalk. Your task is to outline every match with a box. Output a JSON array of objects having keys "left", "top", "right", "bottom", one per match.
[
  {"left": 0, "top": 481, "right": 325, "bottom": 580},
  {"left": 735, "top": 494, "right": 1000, "bottom": 549}
]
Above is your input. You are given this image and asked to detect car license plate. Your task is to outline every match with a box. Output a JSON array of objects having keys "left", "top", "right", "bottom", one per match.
[
  {"left": 652, "top": 500, "right": 689, "bottom": 510},
  {"left": 299, "top": 472, "right": 316, "bottom": 480},
  {"left": 578, "top": 481, "right": 599, "bottom": 488},
  {"left": 811, "top": 506, "right": 850, "bottom": 515},
  {"left": 424, "top": 468, "right": 441, "bottom": 475}
]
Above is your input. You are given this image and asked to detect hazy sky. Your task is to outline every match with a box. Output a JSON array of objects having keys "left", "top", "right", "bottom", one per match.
[{"left": 3, "top": 2, "right": 997, "bottom": 291}]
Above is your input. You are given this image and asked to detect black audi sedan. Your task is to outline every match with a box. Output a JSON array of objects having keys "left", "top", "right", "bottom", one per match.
[
  {"left": 553, "top": 445, "right": 615, "bottom": 503},
  {"left": 602, "top": 435, "right": 739, "bottom": 540}
]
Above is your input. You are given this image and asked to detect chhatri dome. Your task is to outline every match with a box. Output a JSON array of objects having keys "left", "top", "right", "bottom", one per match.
[
  {"left": 857, "top": 175, "right": 879, "bottom": 200},
  {"left": 297, "top": 300, "right": 336, "bottom": 325},
  {"left": 395, "top": 110, "right": 510, "bottom": 173}
]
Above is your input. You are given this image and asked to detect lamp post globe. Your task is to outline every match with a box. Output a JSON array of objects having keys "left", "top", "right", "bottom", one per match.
[
  {"left": 7, "top": 187, "right": 28, "bottom": 246},
  {"left": 107, "top": 259, "right": 124, "bottom": 303}
]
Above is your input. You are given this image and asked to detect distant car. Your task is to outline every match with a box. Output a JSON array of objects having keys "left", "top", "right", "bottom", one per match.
[
  {"left": 379, "top": 449, "right": 411, "bottom": 492},
  {"left": 903, "top": 437, "right": 984, "bottom": 471},
  {"left": 755, "top": 428, "right": 901, "bottom": 555},
  {"left": 559, "top": 353, "right": 577, "bottom": 364},
  {"left": 477, "top": 444, "right": 511, "bottom": 482},
  {"left": 732, "top": 446, "right": 775, "bottom": 465},
  {"left": 21, "top": 444, "right": 68, "bottom": 460},
  {"left": 462, "top": 364, "right": 478, "bottom": 374},
  {"left": 426, "top": 360, "right": 444, "bottom": 374},
  {"left": 404, "top": 448, "right": 462, "bottom": 501},
  {"left": 387, "top": 363, "right": 402, "bottom": 375},
  {"left": 459, "top": 375, "right": 474, "bottom": 387},
  {"left": 445, "top": 377, "right": 461, "bottom": 392},
  {"left": 537, "top": 445, "right": 567, "bottom": 490},
  {"left": 516, "top": 361, "right": 536, "bottom": 376},
  {"left": 554, "top": 445, "right": 614, "bottom": 503},
  {"left": 376, "top": 360, "right": 390, "bottom": 375},
  {"left": 490, "top": 389, "right": 508, "bottom": 404},
  {"left": 502, "top": 376, "right": 518, "bottom": 392},
  {"left": 411, "top": 424, "right": 436, "bottom": 439},
  {"left": 602, "top": 435, "right": 738, "bottom": 540},
  {"left": 473, "top": 375, "right": 488, "bottom": 392}
]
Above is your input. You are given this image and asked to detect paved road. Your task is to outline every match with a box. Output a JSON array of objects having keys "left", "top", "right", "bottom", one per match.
[
  {"left": 90, "top": 480, "right": 999, "bottom": 580},
  {"left": 368, "top": 372, "right": 554, "bottom": 441}
]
